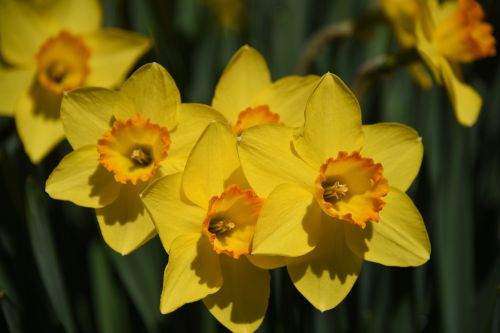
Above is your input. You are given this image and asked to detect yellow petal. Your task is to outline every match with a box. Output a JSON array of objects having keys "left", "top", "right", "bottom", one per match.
[
  {"left": 117, "top": 63, "right": 180, "bottom": 130},
  {"left": 182, "top": 121, "right": 240, "bottom": 208},
  {"left": 293, "top": 73, "right": 364, "bottom": 168},
  {"left": 0, "top": 67, "right": 34, "bottom": 116},
  {"left": 238, "top": 125, "right": 316, "bottom": 197},
  {"left": 252, "top": 183, "right": 321, "bottom": 257},
  {"left": 61, "top": 87, "right": 120, "bottom": 149},
  {"left": 14, "top": 86, "right": 64, "bottom": 163},
  {"left": 247, "top": 254, "right": 286, "bottom": 270},
  {"left": 345, "top": 187, "right": 430, "bottom": 267},
  {"left": 361, "top": 123, "right": 423, "bottom": 192},
  {"left": 44, "top": 0, "right": 101, "bottom": 35},
  {"left": 46, "top": 145, "right": 120, "bottom": 208},
  {"left": 141, "top": 173, "right": 206, "bottom": 251},
  {"left": 166, "top": 103, "right": 227, "bottom": 172},
  {"left": 96, "top": 185, "right": 156, "bottom": 255},
  {"left": 252, "top": 75, "right": 320, "bottom": 128},
  {"left": 441, "top": 61, "right": 482, "bottom": 127},
  {"left": 408, "top": 63, "right": 433, "bottom": 90},
  {"left": 0, "top": 0, "right": 101, "bottom": 66},
  {"left": 212, "top": 45, "right": 271, "bottom": 123},
  {"left": 85, "top": 28, "right": 151, "bottom": 89},
  {"left": 160, "top": 233, "right": 222, "bottom": 314},
  {"left": 0, "top": 0, "right": 51, "bottom": 65},
  {"left": 288, "top": 218, "right": 362, "bottom": 311},
  {"left": 203, "top": 255, "right": 270, "bottom": 333}
]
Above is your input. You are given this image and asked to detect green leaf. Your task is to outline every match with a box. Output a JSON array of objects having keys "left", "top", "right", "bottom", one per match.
[
  {"left": 89, "top": 241, "right": 130, "bottom": 333},
  {"left": 107, "top": 239, "right": 163, "bottom": 333},
  {"left": 25, "top": 177, "right": 76, "bottom": 333},
  {"left": 1, "top": 293, "right": 22, "bottom": 333}
]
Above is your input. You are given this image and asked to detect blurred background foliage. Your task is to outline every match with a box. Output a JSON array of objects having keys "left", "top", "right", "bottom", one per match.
[{"left": 0, "top": 0, "right": 499, "bottom": 332}]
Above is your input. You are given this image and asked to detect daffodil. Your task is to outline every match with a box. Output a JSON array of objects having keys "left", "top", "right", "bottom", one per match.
[
  {"left": 0, "top": 0, "right": 151, "bottom": 163},
  {"left": 46, "top": 63, "right": 225, "bottom": 255},
  {"left": 415, "top": 0, "right": 496, "bottom": 126},
  {"left": 142, "top": 121, "right": 277, "bottom": 333},
  {"left": 381, "top": 0, "right": 432, "bottom": 89},
  {"left": 212, "top": 45, "right": 320, "bottom": 135},
  {"left": 238, "top": 73, "right": 431, "bottom": 311}
]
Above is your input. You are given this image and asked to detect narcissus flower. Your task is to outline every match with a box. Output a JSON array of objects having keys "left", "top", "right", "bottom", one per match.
[
  {"left": 415, "top": 0, "right": 496, "bottom": 126},
  {"left": 142, "top": 121, "right": 278, "bottom": 333},
  {"left": 0, "top": 0, "right": 151, "bottom": 163},
  {"left": 381, "top": 0, "right": 432, "bottom": 88},
  {"left": 212, "top": 45, "right": 319, "bottom": 135},
  {"left": 46, "top": 63, "right": 225, "bottom": 255},
  {"left": 238, "top": 73, "right": 431, "bottom": 311}
]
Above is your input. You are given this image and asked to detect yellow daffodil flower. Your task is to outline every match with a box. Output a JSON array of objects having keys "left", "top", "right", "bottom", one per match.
[
  {"left": 238, "top": 73, "right": 431, "bottom": 311},
  {"left": 142, "top": 121, "right": 278, "bottom": 333},
  {"left": 46, "top": 63, "right": 225, "bottom": 255},
  {"left": 0, "top": 0, "right": 151, "bottom": 163},
  {"left": 415, "top": 0, "right": 496, "bottom": 126},
  {"left": 212, "top": 45, "right": 320, "bottom": 135},
  {"left": 381, "top": 0, "right": 432, "bottom": 89}
]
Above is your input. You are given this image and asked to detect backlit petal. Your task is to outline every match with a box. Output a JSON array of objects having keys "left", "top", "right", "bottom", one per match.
[
  {"left": 166, "top": 103, "right": 227, "bottom": 172},
  {"left": 293, "top": 73, "right": 363, "bottom": 169},
  {"left": 85, "top": 28, "right": 151, "bottom": 88},
  {"left": 141, "top": 173, "right": 206, "bottom": 252},
  {"left": 46, "top": 145, "right": 120, "bottom": 208},
  {"left": 288, "top": 218, "right": 362, "bottom": 311},
  {"left": 14, "top": 87, "right": 64, "bottom": 163},
  {"left": 183, "top": 121, "right": 240, "bottom": 208},
  {"left": 45, "top": 0, "right": 101, "bottom": 35},
  {"left": 361, "top": 123, "right": 423, "bottom": 192},
  {"left": 212, "top": 45, "right": 271, "bottom": 123},
  {"left": 96, "top": 185, "right": 156, "bottom": 255},
  {"left": 253, "top": 183, "right": 321, "bottom": 257},
  {"left": 160, "top": 233, "right": 222, "bottom": 314},
  {"left": 117, "top": 63, "right": 180, "bottom": 130},
  {"left": 61, "top": 87, "right": 120, "bottom": 149},
  {"left": 238, "top": 125, "right": 316, "bottom": 197},
  {"left": 345, "top": 187, "right": 430, "bottom": 267},
  {"left": 204, "top": 255, "right": 270, "bottom": 333},
  {"left": 0, "top": 67, "right": 34, "bottom": 116},
  {"left": 441, "top": 61, "right": 482, "bottom": 127},
  {"left": 253, "top": 75, "right": 320, "bottom": 128}
]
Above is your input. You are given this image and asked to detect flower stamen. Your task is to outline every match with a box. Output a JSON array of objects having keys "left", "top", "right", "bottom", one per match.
[
  {"left": 315, "top": 152, "right": 389, "bottom": 228},
  {"left": 36, "top": 31, "right": 91, "bottom": 95},
  {"left": 323, "top": 181, "right": 349, "bottom": 201},
  {"left": 202, "top": 185, "right": 264, "bottom": 258},
  {"left": 97, "top": 113, "right": 170, "bottom": 185}
]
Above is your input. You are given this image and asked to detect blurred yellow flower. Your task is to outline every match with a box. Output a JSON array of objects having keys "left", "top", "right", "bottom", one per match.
[
  {"left": 238, "top": 73, "right": 431, "bottom": 311},
  {"left": 381, "top": 0, "right": 432, "bottom": 89},
  {"left": 46, "top": 63, "right": 225, "bottom": 255},
  {"left": 212, "top": 45, "right": 320, "bottom": 135},
  {"left": 205, "top": 0, "right": 247, "bottom": 32},
  {"left": 0, "top": 0, "right": 151, "bottom": 163},
  {"left": 142, "top": 121, "right": 278, "bottom": 333},
  {"left": 416, "top": 0, "right": 496, "bottom": 126}
]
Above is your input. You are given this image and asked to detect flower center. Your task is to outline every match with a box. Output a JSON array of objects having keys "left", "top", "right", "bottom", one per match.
[
  {"left": 202, "top": 185, "right": 264, "bottom": 258},
  {"left": 35, "top": 31, "right": 91, "bottom": 95},
  {"left": 432, "top": 0, "right": 496, "bottom": 63},
  {"left": 232, "top": 104, "right": 282, "bottom": 136},
  {"left": 315, "top": 151, "right": 389, "bottom": 228},
  {"left": 97, "top": 113, "right": 171, "bottom": 185}
]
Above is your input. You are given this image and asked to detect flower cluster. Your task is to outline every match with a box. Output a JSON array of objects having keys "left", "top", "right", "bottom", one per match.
[
  {"left": 45, "top": 45, "right": 430, "bottom": 332},
  {"left": 4, "top": 0, "right": 497, "bottom": 331}
]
